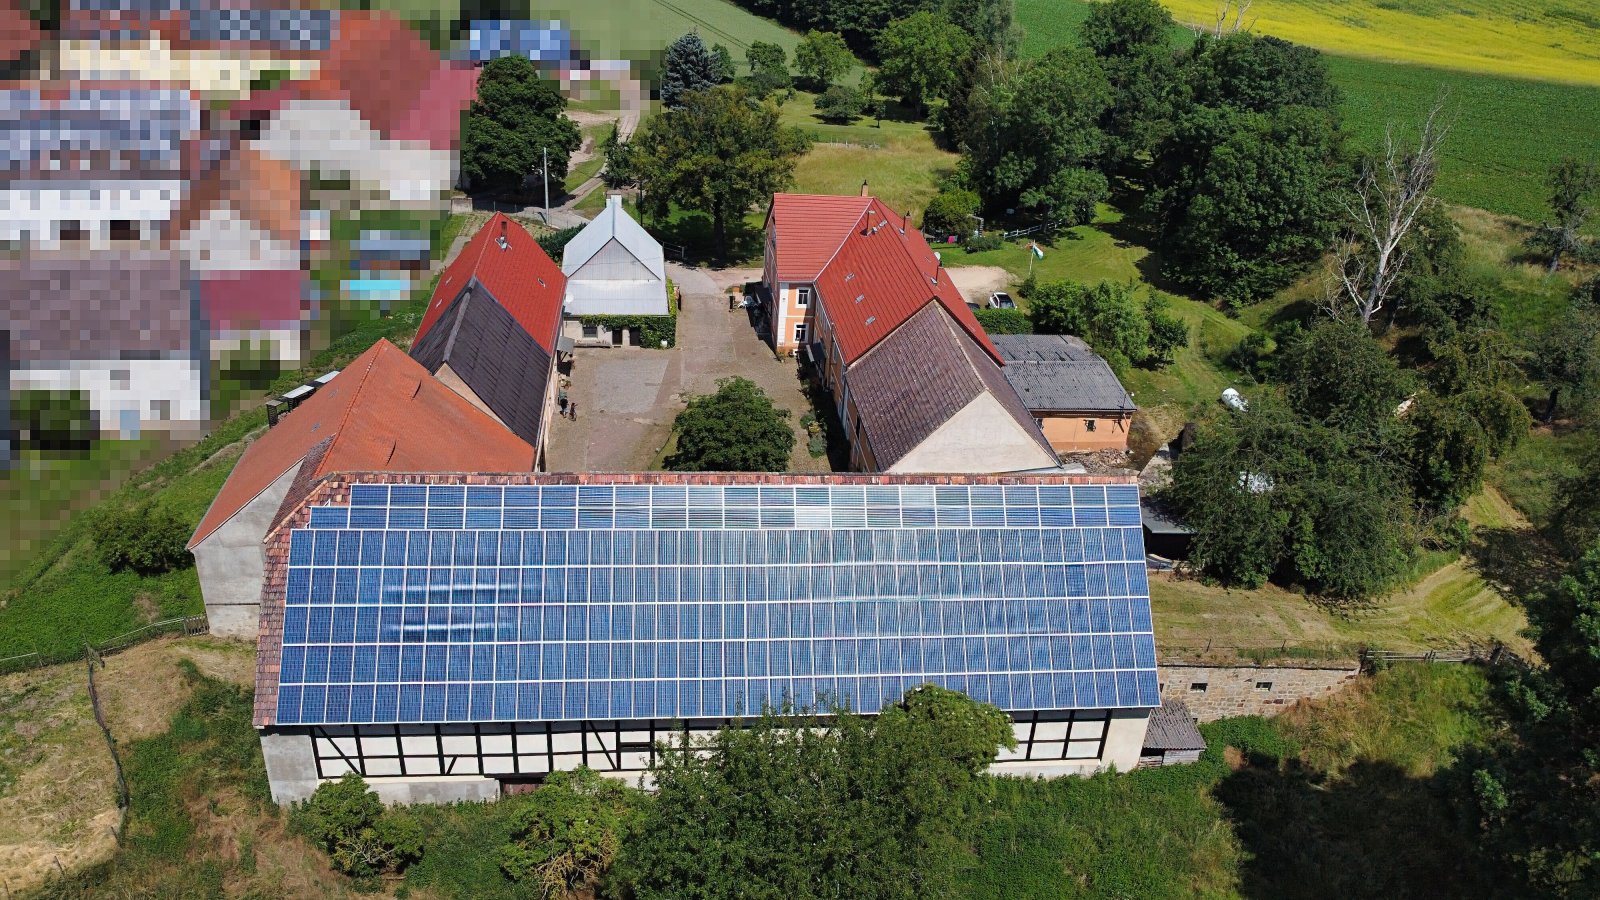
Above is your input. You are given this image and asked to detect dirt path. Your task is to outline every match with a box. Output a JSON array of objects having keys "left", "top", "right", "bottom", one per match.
[{"left": 945, "top": 265, "right": 1014, "bottom": 306}]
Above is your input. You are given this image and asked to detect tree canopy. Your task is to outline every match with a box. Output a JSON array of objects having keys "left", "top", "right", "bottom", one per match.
[
  {"left": 616, "top": 686, "right": 1014, "bottom": 900},
  {"left": 627, "top": 85, "right": 810, "bottom": 258},
  {"left": 876, "top": 11, "right": 973, "bottom": 114},
  {"left": 794, "top": 29, "right": 853, "bottom": 90},
  {"left": 661, "top": 32, "right": 722, "bottom": 108},
  {"left": 460, "top": 55, "right": 580, "bottom": 197},
  {"left": 666, "top": 376, "right": 796, "bottom": 471},
  {"left": 956, "top": 46, "right": 1113, "bottom": 225},
  {"left": 1028, "top": 280, "right": 1187, "bottom": 372},
  {"left": 1081, "top": 0, "right": 1181, "bottom": 170},
  {"left": 498, "top": 768, "right": 637, "bottom": 898},
  {"left": 743, "top": 40, "right": 791, "bottom": 97}
]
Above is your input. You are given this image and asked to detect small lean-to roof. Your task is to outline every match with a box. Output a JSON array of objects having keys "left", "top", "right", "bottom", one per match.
[
  {"left": 561, "top": 194, "right": 666, "bottom": 282},
  {"left": 991, "top": 334, "right": 1135, "bottom": 414},
  {"left": 187, "top": 339, "right": 534, "bottom": 549},
  {"left": 417, "top": 213, "right": 565, "bottom": 353},
  {"left": 767, "top": 192, "right": 874, "bottom": 282},
  {"left": 1143, "top": 699, "right": 1207, "bottom": 751}
]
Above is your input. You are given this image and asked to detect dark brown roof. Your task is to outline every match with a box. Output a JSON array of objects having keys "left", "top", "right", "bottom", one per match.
[
  {"left": 1143, "top": 699, "right": 1207, "bottom": 751},
  {"left": 845, "top": 303, "right": 1054, "bottom": 469},
  {"left": 409, "top": 284, "right": 554, "bottom": 449},
  {"left": 2, "top": 254, "right": 199, "bottom": 363}
]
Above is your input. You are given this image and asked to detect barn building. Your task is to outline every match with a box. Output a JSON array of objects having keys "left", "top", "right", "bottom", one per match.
[{"left": 251, "top": 472, "right": 1160, "bottom": 804}]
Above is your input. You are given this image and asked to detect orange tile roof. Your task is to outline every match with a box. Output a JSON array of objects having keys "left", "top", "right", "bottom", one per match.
[
  {"left": 417, "top": 213, "right": 565, "bottom": 353},
  {"left": 309, "top": 10, "right": 439, "bottom": 139},
  {"left": 188, "top": 339, "right": 534, "bottom": 548}
]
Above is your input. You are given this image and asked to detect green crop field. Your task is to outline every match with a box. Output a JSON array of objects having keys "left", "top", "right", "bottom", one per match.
[{"left": 1015, "top": 0, "right": 1600, "bottom": 223}]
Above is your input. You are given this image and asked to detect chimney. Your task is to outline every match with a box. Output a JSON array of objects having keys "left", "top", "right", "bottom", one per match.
[
  {"left": 607, "top": 193, "right": 623, "bottom": 210},
  {"left": 496, "top": 218, "right": 509, "bottom": 251},
  {"left": 859, "top": 180, "right": 869, "bottom": 197},
  {"left": 903, "top": 210, "right": 911, "bottom": 233}
]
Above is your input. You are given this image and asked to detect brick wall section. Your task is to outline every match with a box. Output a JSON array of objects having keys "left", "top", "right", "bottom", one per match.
[{"left": 1157, "top": 661, "right": 1361, "bottom": 722}]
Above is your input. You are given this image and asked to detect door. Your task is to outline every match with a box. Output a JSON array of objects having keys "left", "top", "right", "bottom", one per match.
[{"left": 610, "top": 327, "right": 624, "bottom": 347}]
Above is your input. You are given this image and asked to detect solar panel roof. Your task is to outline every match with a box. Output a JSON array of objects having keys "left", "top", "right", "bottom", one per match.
[{"left": 272, "top": 480, "right": 1160, "bottom": 726}]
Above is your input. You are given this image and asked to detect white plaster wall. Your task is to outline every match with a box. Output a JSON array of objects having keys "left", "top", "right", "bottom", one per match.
[
  {"left": 174, "top": 208, "right": 301, "bottom": 272},
  {"left": 259, "top": 100, "right": 451, "bottom": 206},
  {"left": 889, "top": 392, "right": 1057, "bottom": 474},
  {"left": 12, "top": 358, "right": 204, "bottom": 437},
  {"left": 193, "top": 463, "right": 302, "bottom": 639},
  {"left": 2, "top": 182, "right": 185, "bottom": 248}
]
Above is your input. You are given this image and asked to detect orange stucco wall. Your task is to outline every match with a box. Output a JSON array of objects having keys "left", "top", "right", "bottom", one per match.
[{"left": 1038, "top": 414, "right": 1131, "bottom": 453}]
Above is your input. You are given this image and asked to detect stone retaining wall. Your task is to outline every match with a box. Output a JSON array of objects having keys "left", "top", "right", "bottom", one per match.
[{"left": 1157, "top": 660, "right": 1361, "bottom": 721}]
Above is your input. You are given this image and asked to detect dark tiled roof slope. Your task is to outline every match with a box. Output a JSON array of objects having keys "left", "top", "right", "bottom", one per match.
[
  {"left": 417, "top": 213, "right": 563, "bottom": 353},
  {"left": 992, "top": 334, "right": 1135, "bottom": 413},
  {"left": 409, "top": 285, "right": 553, "bottom": 448},
  {"left": 846, "top": 304, "right": 1053, "bottom": 469},
  {"left": 1143, "top": 699, "right": 1207, "bottom": 751}
]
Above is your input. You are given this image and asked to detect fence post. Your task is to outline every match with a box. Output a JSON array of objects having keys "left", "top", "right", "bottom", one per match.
[{"left": 85, "top": 655, "right": 131, "bottom": 844}]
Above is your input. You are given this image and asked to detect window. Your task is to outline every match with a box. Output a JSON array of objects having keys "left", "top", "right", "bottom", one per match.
[
  {"left": 58, "top": 220, "right": 87, "bottom": 242},
  {"left": 109, "top": 220, "right": 139, "bottom": 241},
  {"left": 1255, "top": 681, "right": 1273, "bottom": 692},
  {"left": 1084, "top": 419, "right": 1097, "bottom": 432},
  {"left": 111, "top": 369, "right": 131, "bottom": 389},
  {"left": 1189, "top": 682, "right": 1208, "bottom": 693},
  {"left": 794, "top": 322, "right": 808, "bottom": 345},
  {"left": 796, "top": 286, "right": 811, "bottom": 307},
  {"left": 581, "top": 324, "right": 599, "bottom": 339},
  {"left": 150, "top": 399, "right": 171, "bottom": 421}
]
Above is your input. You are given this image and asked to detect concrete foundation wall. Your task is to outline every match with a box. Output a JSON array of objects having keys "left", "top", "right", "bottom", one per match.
[
  {"left": 194, "top": 463, "right": 301, "bottom": 639},
  {"left": 1159, "top": 661, "right": 1361, "bottom": 722},
  {"left": 261, "top": 729, "right": 320, "bottom": 804}
]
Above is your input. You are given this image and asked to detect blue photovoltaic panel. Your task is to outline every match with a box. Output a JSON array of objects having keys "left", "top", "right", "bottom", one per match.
[{"left": 275, "top": 481, "right": 1160, "bottom": 725}]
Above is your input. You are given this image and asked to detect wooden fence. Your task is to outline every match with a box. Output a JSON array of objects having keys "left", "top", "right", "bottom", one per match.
[{"left": 0, "top": 615, "right": 210, "bottom": 677}]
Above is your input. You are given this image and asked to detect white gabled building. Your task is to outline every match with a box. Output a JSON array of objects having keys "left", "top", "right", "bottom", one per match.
[{"left": 561, "top": 195, "right": 669, "bottom": 346}]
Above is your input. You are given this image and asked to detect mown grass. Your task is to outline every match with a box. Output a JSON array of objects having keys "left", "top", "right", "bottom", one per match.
[
  {"left": 1487, "top": 427, "right": 1590, "bottom": 529},
  {"left": 959, "top": 663, "right": 1501, "bottom": 899},
  {"left": 1015, "top": 0, "right": 1600, "bottom": 223},
  {"left": 1159, "top": 0, "right": 1600, "bottom": 86}
]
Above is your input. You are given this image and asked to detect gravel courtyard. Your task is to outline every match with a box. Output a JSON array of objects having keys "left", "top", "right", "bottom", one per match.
[{"left": 543, "top": 263, "right": 833, "bottom": 473}]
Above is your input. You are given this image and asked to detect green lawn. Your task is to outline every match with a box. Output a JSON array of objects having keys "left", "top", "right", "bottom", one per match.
[
  {"left": 1014, "top": 0, "right": 1600, "bottom": 223},
  {"left": 563, "top": 124, "right": 611, "bottom": 194}
]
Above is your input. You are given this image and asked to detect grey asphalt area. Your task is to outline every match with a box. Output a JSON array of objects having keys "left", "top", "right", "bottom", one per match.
[{"left": 543, "top": 263, "right": 834, "bottom": 473}]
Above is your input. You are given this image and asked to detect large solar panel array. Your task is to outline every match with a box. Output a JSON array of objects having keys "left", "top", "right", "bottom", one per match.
[{"left": 273, "top": 481, "right": 1160, "bottom": 726}]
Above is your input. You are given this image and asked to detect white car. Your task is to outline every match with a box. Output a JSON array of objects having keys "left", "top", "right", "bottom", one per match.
[{"left": 987, "top": 291, "right": 1016, "bottom": 309}]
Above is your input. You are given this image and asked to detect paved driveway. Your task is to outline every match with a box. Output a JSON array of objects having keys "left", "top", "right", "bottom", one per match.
[{"left": 543, "top": 263, "right": 833, "bottom": 473}]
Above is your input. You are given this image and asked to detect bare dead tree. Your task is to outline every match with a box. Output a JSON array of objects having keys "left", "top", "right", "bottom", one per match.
[
  {"left": 1329, "top": 96, "right": 1451, "bottom": 326},
  {"left": 1210, "top": 0, "right": 1255, "bottom": 36}
]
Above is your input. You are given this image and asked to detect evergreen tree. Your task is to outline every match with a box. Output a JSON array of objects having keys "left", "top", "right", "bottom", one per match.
[{"left": 661, "top": 32, "right": 721, "bottom": 108}]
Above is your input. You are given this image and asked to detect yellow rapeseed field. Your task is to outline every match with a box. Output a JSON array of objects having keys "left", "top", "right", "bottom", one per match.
[{"left": 1159, "top": 0, "right": 1600, "bottom": 85}]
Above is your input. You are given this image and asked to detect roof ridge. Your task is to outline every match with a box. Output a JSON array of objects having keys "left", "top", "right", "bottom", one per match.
[{"left": 317, "top": 339, "right": 389, "bottom": 475}]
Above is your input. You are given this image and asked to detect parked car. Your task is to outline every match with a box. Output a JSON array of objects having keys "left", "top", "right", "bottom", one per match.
[{"left": 987, "top": 291, "right": 1016, "bottom": 309}]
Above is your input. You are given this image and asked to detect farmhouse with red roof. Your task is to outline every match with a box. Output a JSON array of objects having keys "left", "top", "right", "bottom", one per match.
[
  {"left": 763, "top": 191, "right": 1057, "bottom": 474},
  {"left": 187, "top": 339, "right": 535, "bottom": 637},
  {"left": 411, "top": 214, "right": 566, "bottom": 463}
]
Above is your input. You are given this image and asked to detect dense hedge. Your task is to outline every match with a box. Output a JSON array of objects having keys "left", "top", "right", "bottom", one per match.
[
  {"left": 973, "top": 308, "right": 1033, "bottom": 334},
  {"left": 578, "top": 281, "right": 679, "bottom": 348}
]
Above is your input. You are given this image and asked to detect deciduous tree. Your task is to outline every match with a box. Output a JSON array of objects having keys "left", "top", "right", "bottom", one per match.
[
  {"left": 875, "top": 11, "right": 973, "bottom": 114},
  {"left": 1274, "top": 318, "right": 1412, "bottom": 434},
  {"left": 1529, "top": 157, "right": 1599, "bottom": 272},
  {"left": 666, "top": 376, "right": 796, "bottom": 471},
  {"left": 628, "top": 86, "right": 810, "bottom": 258},
  {"left": 743, "top": 40, "right": 791, "bottom": 97},
  {"left": 1081, "top": 0, "right": 1181, "bottom": 170},
  {"left": 793, "top": 29, "right": 853, "bottom": 90},
  {"left": 460, "top": 55, "right": 580, "bottom": 197},
  {"left": 499, "top": 768, "right": 637, "bottom": 898}
]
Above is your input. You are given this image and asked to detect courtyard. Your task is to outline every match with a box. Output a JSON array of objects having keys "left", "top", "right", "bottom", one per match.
[{"left": 543, "top": 263, "right": 834, "bottom": 473}]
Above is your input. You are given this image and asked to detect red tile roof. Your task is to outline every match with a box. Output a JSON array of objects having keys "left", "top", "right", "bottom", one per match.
[
  {"left": 768, "top": 192, "right": 874, "bottom": 282},
  {"left": 417, "top": 213, "right": 565, "bottom": 353},
  {"left": 818, "top": 205, "right": 999, "bottom": 366},
  {"left": 309, "top": 10, "right": 438, "bottom": 140},
  {"left": 0, "top": 0, "right": 40, "bottom": 61},
  {"left": 199, "top": 270, "right": 306, "bottom": 330},
  {"left": 188, "top": 339, "right": 534, "bottom": 548}
]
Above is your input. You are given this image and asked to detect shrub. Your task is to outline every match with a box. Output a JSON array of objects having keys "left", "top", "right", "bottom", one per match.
[
  {"left": 1144, "top": 301, "right": 1190, "bottom": 366},
  {"left": 94, "top": 503, "right": 193, "bottom": 576},
  {"left": 921, "top": 188, "right": 981, "bottom": 237},
  {"left": 667, "top": 377, "right": 794, "bottom": 472},
  {"left": 499, "top": 768, "right": 636, "bottom": 898},
  {"left": 973, "top": 308, "right": 1032, "bottom": 334},
  {"left": 537, "top": 225, "right": 583, "bottom": 258},
  {"left": 294, "top": 773, "right": 423, "bottom": 878},
  {"left": 963, "top": 231, "right": 1004, "bottom": 252},
  {"left": 1227, "top": 331, "right": 1273, "bottom": 380},
  {"left": 11, "top": 389, "right": 97, "bottom": 452},
  {"left": 814, "top": 84, "right": 865, "bottom": 123}
]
